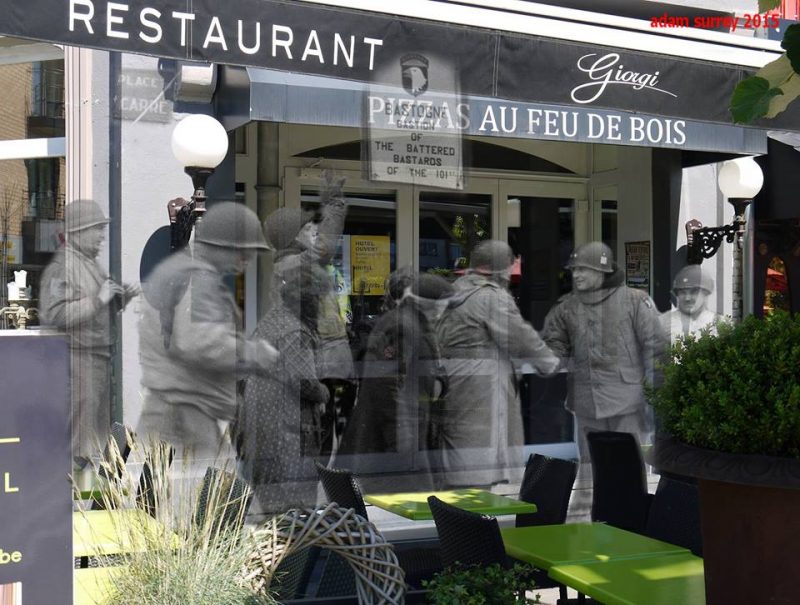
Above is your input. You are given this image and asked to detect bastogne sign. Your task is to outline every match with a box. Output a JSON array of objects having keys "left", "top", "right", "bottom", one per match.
[{"left": 0, "top": 0, "right": 794, "bottom": 129}]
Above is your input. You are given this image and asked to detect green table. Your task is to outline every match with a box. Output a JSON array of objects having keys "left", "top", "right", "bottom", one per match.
[
  {"left": 548, "top": 553, "right": 705, "bottom": 605},
  {"left": 499, "top": 523, "right": 690, "bottom": 570},
  {"left": 74, "top": 566, "right": 126, "bottom": 605},
  {"left": 73, "top": 509, "right": 176, "bottom": 557},
  {"left": 364, "top": 488, "right": 537, "bottom": 520}
]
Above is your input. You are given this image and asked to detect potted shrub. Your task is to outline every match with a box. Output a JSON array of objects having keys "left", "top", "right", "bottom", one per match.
[
  {"left": 649, "top": 311, "right": 800, "bottom": 605},
  {"left": 423, "top": 563, "right": 539, "bottom": 605}
]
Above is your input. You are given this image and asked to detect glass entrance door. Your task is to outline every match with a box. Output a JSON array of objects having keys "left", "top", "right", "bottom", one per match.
[{"left": 500, "top": 179, "right": 588, "bottom": 459}]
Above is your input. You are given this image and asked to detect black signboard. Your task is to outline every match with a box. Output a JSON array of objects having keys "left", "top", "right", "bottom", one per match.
[
  {"left": 0, "top": 334, "right": 71, "bottom": 605},
  {"left": 0, "top": 1, "right": 797, "bottom": 129}
]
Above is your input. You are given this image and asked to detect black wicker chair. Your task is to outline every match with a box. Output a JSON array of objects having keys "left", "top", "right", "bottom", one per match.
[
  {"left": 135, "top": 442, "right": 175, "bottom": 519},
  {"left": 193, "top": 466, "right": 253, "bottom": 536},
  {"left": 271, "top": 547, "right": 322, "bottom": 601},
  {"left": 427, "top": 495, "right": 508, "bottom": 568},
  {"left": 516, "top": 454, "right": 579, "bottom": 603},
  {"left": 314, "top": 461, "right": 368, "bottom": 518},
  {"left": 587, "top": 430, "right": 653, "bottom": 533},
  {"left": 314, "top": 462, "right": 442, "bottom": 593},
  {"left": 516, "top": 453, "right": 578, "bottom": 528},
  {"left": 644, "top": 475, "right": 703, "bottom": 556}
]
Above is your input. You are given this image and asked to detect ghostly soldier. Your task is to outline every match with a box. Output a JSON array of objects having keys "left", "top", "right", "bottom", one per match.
[
  {"left": 543, "top": 242, "right": 668, "bottom": 481},
  {"left": 137, "top": 202, "right": 278, "bottom": 462},
  {"left": 437, "top": 240, "right": 560, "bottom": 487},
  {"left": 40, "top": 199, "right": 138, "bottom": 468},
  {"left": 660, "top": 265, "right": 723, "bottom": 343}
]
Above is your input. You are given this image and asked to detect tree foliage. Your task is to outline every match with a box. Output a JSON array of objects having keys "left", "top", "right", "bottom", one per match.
[{"left": 731, "top": 16, "right": 800, "bottom": 123}]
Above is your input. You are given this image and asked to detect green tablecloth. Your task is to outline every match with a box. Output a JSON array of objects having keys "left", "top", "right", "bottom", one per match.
[{"left": 364, "top": 488, "right": 537, "bottom": 520}]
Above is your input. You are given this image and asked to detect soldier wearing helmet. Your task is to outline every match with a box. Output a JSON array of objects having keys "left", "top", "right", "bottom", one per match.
[
  {"left": 437, "top": 240, "right": 560, "bottom": 487},
  {"left": 137, "top": 202, "right": 278, "bottom": 463},
  {"left": 543, "top": 241, "right": 668, "bottom": 512},
  {"left": 660, "top": 265, "right": 723, "bottom": 342},
  {"left": 40, "top": 200, "right": 139, "bottom": 469}
]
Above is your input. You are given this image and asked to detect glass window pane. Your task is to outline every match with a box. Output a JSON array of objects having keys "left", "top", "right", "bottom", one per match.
[
  {"left": 601, "top": 199, "right": 618, "bottom": 255},
  {"left": 0, "top": 60, "right": 65, "bottom": 142},
  {"left": 0, "top": 158, "right": 64, "bottom": 319},
  {"left": 301, "top": 191, "right": 397, "bottom": 331},
  {"left": 419, "top": 192, "right": 491, "bottom": 278},
  {"left": 508, "top": 197, "right": 575, "bottom": 446}
]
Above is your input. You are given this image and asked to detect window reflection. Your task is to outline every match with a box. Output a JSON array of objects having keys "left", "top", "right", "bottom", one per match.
[
  {"left": 764, "top": 256, "right": 790, "bottom": 315},
  {"left": 418, "top": 192, "right": 491, "bottom": 278}
]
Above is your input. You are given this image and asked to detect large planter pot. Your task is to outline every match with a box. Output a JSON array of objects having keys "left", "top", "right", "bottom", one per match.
[{"left": 652, "top": 437, "right": 800, "bottom": 605}]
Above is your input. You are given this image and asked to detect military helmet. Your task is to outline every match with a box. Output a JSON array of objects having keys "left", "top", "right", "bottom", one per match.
[
  {"left": 65, "top": 199, "right": 110, "bottom": 232},
  {"left": 566, "top": 242, "right": 615, "bottom": 273},
  {"left": 470, "top": 240, "right": 515, "bottom": 273},
  {"left": 672, "top": 265, "right": 713, "bottom": 293},
  {"left": 263, "top": 207, "right": 316, "bottom": 250},
  {"left": 194, "top": 202, "right": 272, "bottom": 250}
]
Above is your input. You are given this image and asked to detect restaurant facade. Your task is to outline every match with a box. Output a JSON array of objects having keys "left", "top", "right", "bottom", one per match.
[{"left": 2, "top": 0, "right": 800, "bottom": 600}]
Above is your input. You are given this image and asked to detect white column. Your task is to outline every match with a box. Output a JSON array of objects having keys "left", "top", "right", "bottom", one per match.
[{"left": 64, "top": 46, "right": 93, "bottom": 203}]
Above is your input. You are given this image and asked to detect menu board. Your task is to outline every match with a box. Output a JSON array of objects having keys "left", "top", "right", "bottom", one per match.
[{"left": 0, "top": 334, "right": 71, "bottom": 605}]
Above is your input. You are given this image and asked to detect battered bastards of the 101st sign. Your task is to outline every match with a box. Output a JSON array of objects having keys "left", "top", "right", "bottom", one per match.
[{"left": 365, "top": 51, "right": 464, "bottom": 190}]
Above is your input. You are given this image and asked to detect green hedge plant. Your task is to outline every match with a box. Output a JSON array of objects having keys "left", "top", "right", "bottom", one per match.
[
  {"left": 649, "top": 311, "right": 800, "bottom": 459},
  {"left": 423, "top": 563, "right": 540, "bottom": 605}
]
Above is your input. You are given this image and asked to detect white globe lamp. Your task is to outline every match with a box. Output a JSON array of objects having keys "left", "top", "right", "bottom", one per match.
[
  {"left": 717, "top": 156, "right": 764, "bottom": 323},
  {"left": 170, "top": 114, "right": 229, "bottom": 227},
  {"left": 171, "top": 114, "right": 229, "bottom": 170},
  {"left": 718, "top": 156, "right": 764, "bottom": 200}
]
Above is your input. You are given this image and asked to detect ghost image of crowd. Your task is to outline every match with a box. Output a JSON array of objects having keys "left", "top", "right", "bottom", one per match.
[{"left": 42, "top": 173, "right": 725, "bottom": 518}]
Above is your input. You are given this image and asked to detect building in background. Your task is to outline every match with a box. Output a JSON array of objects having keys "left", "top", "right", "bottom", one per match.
[{"left": 0, "top": 52, "right": 65, "bottom": 317}]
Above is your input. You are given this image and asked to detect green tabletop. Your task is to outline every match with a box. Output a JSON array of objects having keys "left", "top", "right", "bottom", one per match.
[
  {"left": 74, "top": 566, "right": 126, "bottom": 605},
  {"left": 364, "top": 488, "right": 537, "bottom": 520},
  {"left": 73, "top": 509, "right": 176, "bottom": 557},
  {"left": 548, "top": 553, "right": 705, "bottom": 605},
  {"left": 500, "top": 523, "right": 690, "bottom": 570}
]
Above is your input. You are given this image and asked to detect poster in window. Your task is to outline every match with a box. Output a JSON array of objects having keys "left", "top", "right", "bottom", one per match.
[
  {"left": 351, "top": 236, "right": 391, "bottom": 295},
  {"left": 625, "top": 241, "right": 651, "bottom": 291}
]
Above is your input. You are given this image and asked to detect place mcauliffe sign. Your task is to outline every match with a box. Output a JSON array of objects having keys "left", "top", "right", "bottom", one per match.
[{"left": 1, "top": 0, "right": 787, "bottom": 130}]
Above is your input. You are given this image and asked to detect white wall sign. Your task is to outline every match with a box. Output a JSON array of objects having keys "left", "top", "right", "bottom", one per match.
[
  {"left": 119, "top": 69, "right": 172, "bottom": 123},
  {"left": 367, "top": 53, "right": 464, "bottom": 189}
]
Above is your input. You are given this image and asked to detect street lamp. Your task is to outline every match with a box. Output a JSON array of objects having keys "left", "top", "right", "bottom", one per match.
[
  {"left": 686, "top": 156, "right": 764, "bottom": 322},
  {"left": 168, "top": 114, "right": 229, "bottom": 250}
]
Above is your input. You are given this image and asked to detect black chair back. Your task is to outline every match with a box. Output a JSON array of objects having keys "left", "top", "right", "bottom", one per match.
[
  {"left": 194, "top": 466, "right": 253, "bottom": 534},
  {"left": 587, "top": 430, "right": 651, "bottom": 533},
  {"left": 427, "top": 495, "right": 507, "bottom": 569},
  {"left": 516, "top": 453, "right": 578, "bottom": 527},
  {"left": 314, "top": 461, "right": 369, "bottom": 519},
  {"left": 645, "top": 475, "right": 703, "bottom": 556},
  {"left": 272, "top": 547, "right": 322, "bottom": 600},
  {"left": 135, "top": 442, "right": 175, "bottom": 518},
  {"left": 313, "top": 463, "right": 443, "bottom": 595}
]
